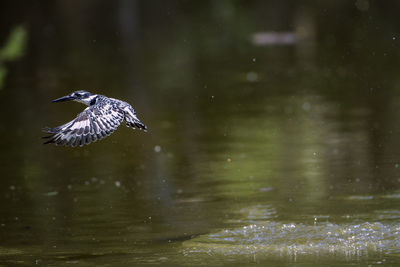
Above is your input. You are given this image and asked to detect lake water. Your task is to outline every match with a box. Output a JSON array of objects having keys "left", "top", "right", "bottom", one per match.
[{"left": 1, "top": 1, "right": 400, "bottom": 266}]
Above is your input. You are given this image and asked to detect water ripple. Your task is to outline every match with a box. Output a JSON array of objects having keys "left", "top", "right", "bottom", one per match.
[{"left": 183, "top": 221, "right": 400, "bottom": 259}]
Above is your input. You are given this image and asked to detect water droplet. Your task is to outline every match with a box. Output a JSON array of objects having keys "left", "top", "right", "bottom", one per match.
[
  {"left": 302, "top": 102, "right": 311, "bottom": 111},
  {"left": 246, "top": 71, "right": 258, "bottom": 82}
]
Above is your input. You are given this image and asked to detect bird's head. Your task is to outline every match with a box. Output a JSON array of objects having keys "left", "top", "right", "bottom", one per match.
[{"left": 52, "top": 90, "right": 98, "bottom": 106}]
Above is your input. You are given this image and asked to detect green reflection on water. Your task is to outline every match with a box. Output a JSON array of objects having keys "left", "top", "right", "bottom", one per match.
[{"left": 0, "top": 25, "right": 27, "bottom": 90}]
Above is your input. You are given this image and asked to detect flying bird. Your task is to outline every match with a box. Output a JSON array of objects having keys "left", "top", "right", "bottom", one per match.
[{"left": 43, "top": 90, "right": 147, "bottom": 147}]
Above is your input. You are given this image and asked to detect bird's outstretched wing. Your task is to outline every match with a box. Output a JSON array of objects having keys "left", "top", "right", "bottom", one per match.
[{"left": 43, "top": 104, "right": 124, "bottom": 147}]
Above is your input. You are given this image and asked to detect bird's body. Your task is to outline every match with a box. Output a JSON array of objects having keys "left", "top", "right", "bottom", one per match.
[{"left": 43, "top": 90, "right": 147, "bottom": 147}]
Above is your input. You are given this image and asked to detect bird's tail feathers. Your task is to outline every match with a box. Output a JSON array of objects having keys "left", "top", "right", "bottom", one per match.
[{"left": 126, "top": 116, "right": 147, "bottom": 131}]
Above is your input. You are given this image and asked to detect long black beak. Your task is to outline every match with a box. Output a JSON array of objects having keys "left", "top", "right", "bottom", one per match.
[{"left": 52, "top": 95, "right": 75, "bottom": 103}]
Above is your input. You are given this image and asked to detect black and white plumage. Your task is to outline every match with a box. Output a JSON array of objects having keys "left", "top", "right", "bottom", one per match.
[{"left": 43, "top": 90, "right": 147, "bottom": 147}]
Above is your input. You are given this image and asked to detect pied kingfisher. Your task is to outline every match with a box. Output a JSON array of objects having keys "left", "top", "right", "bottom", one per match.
[{"left": 43, "top": 90, "right": 147, "bottom": 147}]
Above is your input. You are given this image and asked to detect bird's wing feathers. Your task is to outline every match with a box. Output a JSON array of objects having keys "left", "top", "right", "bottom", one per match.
[{"left": 43, "top": 104, "right": 124, "bottom": 147}]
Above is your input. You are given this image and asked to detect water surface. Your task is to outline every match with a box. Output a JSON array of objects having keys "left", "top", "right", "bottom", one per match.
[{"left": 1, "top": 1, "right": 400, "bottom": 266}]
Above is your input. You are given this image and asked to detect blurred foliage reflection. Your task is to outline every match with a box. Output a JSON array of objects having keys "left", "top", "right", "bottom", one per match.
[{"left": 0, "top": 25, "right": 27, "bottom": 89}]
